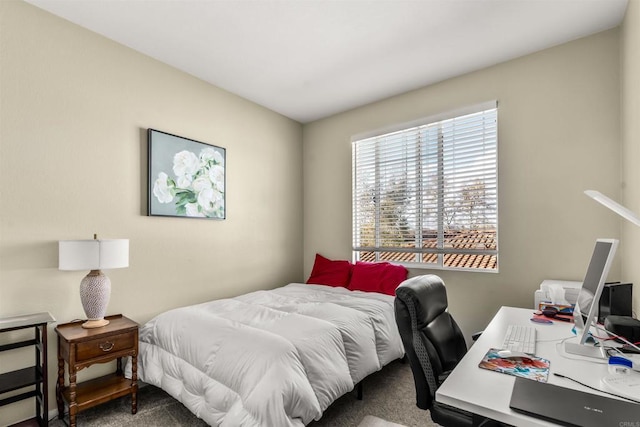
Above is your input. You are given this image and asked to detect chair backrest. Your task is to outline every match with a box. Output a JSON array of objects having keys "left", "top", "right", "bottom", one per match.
[{"left": 394, "top": 275, "right": 468, "bottom": 410}]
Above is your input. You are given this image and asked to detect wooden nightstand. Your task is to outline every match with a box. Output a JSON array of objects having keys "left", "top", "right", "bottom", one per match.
[{"left": 55, "top": 315, "right": 138, "bottom": 427}]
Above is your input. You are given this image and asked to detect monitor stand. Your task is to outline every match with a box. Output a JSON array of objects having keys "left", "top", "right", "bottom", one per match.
[{"left": 564, "top": 341, "right": 607, "bottom": 359}]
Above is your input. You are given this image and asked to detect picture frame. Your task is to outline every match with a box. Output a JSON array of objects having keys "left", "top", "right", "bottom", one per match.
[{"left": 148, "top": 129, "right": 226, "bottom": 219}]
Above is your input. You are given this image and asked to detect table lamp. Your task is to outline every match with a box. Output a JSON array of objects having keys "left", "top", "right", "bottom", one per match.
[{"left": 59, "top": 234, "right": 129, "bottom": 328}]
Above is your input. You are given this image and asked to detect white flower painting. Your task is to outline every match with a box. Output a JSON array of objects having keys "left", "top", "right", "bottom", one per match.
[{"left": 148, "top": 129, "right": 226, "bottom": 219}]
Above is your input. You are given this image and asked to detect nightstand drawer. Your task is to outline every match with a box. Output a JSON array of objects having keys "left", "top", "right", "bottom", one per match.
[{"left": 75, "top": 331, "right": 135, "bottom": 362}]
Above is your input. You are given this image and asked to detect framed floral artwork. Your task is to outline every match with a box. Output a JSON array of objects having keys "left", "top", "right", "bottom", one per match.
[{"left": 148, "top": 129, "right": 226, "bottom": 219}]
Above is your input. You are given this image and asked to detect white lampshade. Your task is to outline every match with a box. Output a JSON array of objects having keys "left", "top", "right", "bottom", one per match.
[
  {"left": 584, "top": 190, "right": 640, "bottom": 227},
  {"left": 59, "top": 239, "right": 129, "bottom": 271}
]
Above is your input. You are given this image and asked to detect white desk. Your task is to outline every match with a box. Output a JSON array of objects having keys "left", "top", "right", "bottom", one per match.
[{"left": 436, "top": 306, "right": 639, "bottom": 426}]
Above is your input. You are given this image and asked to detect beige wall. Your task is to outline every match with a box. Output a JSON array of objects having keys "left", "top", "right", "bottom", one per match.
[
  {"left": 622, "top": 0, "right": 640, "bottom": 313},
  {"left": 0, "top": 1, "right": 303, "bottom": 424},
  {"left": 303, "top": 29, "right": 623, "bottom": 340}
]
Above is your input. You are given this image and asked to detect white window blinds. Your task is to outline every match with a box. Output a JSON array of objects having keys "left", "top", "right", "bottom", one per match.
[{"left": 352, "top": 103, "right": 498, "bottom": 271}]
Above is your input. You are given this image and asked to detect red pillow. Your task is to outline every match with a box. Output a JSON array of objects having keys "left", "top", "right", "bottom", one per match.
[
  {"left": 348, "top": 261, "right": 408, "bottom": 295},
  {"left": 347, "top": 262, "right": 386, "bottom": 292},
  {"left": 378, "top": 263, "right": 409, "bottom": 295},
  {"left": 306, "top": 254, "right": 352, "bottom": 287}
]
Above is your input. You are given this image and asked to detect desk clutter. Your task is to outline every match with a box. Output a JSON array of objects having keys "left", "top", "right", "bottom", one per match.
[
  {"left": 436, "top": 305, "right": 640, "bottom": 427},
  {"left": 487, "top": 304, "right": 640, "bottom": 405},
  {"left": 535, "top": 279, "right": 633, "bottom": 323},
  {"left": 536, "top": 279, "right": 640, "bottom": 344}
]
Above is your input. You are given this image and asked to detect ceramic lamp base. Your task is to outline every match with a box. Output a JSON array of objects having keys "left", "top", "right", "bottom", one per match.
[
  {"left": 82, "top": 318, "right": 110, "bottom": 329},
  {"left": 80, "top": 270, "right": 111, "bottom": 329}
]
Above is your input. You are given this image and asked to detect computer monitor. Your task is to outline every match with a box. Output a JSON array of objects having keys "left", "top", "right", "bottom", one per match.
[{"left": 564, "top": 238, "right": 618, "bottom": 359}]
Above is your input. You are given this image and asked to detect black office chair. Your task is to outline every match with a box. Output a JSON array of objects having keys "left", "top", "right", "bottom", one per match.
[{"left": 394, "top": 275, "right": 501, "bottom": 427}]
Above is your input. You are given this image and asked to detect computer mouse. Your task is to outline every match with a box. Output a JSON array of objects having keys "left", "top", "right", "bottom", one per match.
[{"left": 497, "top": 350, "right": 531, "bottom": 358}]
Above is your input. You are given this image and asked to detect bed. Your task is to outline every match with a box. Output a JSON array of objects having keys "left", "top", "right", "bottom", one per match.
[{"left": 131, "top": 282, "right": 404, "bottom": 426}]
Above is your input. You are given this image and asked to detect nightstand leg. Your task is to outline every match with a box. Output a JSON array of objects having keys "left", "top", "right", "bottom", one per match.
[
  {"left": 131, "top": 354, "right": 138, "bottom": 414},
  {"left": 56, "top": 355, "right": 64, "bottom": 419},
  {"left": 69, "top": 368, "right": 77, "bottom": 427}
]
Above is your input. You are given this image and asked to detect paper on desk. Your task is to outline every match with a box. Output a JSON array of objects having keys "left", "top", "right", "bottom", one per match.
[
  {"left": 478, "top": 348, "right": 550, "bottom": 382},
  {"left": 547, "top": 283, "right": 569, "bottom": 305}
]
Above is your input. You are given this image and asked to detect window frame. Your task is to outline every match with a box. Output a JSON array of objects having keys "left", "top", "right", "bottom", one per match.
[{"left": 351, "top": 101, "right": 499, "bottom": 272}]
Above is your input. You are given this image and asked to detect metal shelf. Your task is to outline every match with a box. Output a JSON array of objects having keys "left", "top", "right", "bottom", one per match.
[{"left": 0, "top": 312, "right": 55, "bottom": 427}]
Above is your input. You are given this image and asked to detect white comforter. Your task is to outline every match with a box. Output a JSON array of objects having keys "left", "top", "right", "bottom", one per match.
[{"left": 134, "top": 283, "right": 404, "bottom": 426}]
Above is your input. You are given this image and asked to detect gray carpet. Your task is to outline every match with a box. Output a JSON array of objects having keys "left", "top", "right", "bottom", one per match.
[{"left": 49, "top": 360, "right": 437, "bottom": 427}]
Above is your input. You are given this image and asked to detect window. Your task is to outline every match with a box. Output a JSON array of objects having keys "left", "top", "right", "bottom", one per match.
[{"left": 352, "top": 102, "right": 498, "bottom": 271}]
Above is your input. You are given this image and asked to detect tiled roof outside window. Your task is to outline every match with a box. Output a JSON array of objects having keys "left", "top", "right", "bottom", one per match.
[{"left": 358, "top": 230, "right": 497, "bottom": 270}]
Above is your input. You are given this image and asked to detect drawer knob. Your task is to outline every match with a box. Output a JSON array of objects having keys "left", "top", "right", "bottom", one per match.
[{"left": 99, "top": 341, "right": 115, "bottom": 352}]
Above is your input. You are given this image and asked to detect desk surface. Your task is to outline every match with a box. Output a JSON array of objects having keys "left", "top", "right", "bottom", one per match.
[{"left": 436, "top": 306, "right": 639, "bottom": 427}]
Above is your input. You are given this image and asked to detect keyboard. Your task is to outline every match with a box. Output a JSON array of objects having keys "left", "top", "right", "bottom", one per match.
[{"left": 501, "top": 325, "right": 537, "bottom": 354}]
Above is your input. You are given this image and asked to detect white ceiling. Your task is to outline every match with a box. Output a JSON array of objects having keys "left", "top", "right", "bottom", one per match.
[{"left": 25, "top": 0, "right": 628, "bottom": 123}]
